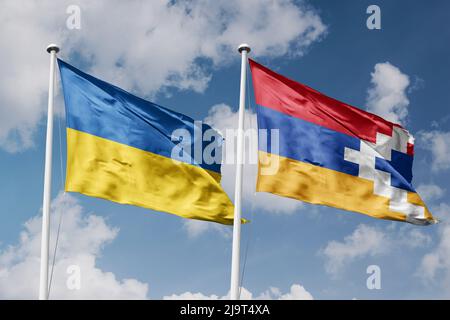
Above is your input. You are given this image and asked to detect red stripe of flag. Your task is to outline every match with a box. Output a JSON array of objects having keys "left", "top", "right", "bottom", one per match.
[{"left": 249, "top": 59, "right": 414, "bottom": 155}]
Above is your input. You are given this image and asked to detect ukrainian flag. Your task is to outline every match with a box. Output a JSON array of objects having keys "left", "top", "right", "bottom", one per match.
[
  {"left": 250, "top": 59, "right": 436, "bottom": 225},
  {"left": 58, "top": 59, "right": 235, "bottom": 224}
]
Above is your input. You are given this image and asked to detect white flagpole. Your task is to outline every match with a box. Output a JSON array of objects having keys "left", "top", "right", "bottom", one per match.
[
  {"left": 39, "top": 44, "right": 59, "bottom": 300},
  {"left": 230, "top": 43, "right": 251, "bottom": 300}
]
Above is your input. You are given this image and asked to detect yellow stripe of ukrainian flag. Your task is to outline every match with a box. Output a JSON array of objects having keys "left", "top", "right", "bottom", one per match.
[
  {"left": 66, "top": 128, "right": 236, "bottom": 224},
  {"left": 257, "top": 151, "right": 433, "bottom": 222}
]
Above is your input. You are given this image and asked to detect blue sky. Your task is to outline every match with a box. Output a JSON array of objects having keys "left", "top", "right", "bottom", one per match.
[{"left": 1, "top": 0, "right": 450, "bottom": 299}]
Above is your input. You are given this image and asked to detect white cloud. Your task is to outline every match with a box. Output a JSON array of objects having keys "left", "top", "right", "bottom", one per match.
[
  {"left": 163, "top": 287, "right": 252, "bottom": 300},
  {"left": 164, "top": 283, "right": 313, "bottom": 300},
  {"left": 321, "top": 224, "right": 431, "bottom": 276},
  {"left": 183, "top": 219, "right": 231, "bottom": 239},
  {"left": 0, "top": 0, "right": 326, "bottom": 152},
  {"left": 0, "top": 193, "right": 148, "bottom": 299},
  {"left": 164, "top": 291, "right": 221, "bottom": 300},
  {"left": 366, "top": 62, "right": 411, "bottom": 124},
  {"left": 416, "top": 184, "right": 445, "bottom": 202},
  {"left": 260, "top": 284, "right": 313, "bottom": 300},
  {"left": 418, "top": 222, "right": 450, "bottom": 294},
  {"left": 321, "top": 224, "right": 387, "bottom": 276},
  {"left": 0, "top": 1, "right": 64, "bottom": 152},
  {"left": 418, "top": 130, "right": 450, "bottom": 172},
  {"left": 431, "top": 202, "right": 450, "bottom": 221},
  {"left": 402, "top": 228, "right": 433, "bottom": 249}
]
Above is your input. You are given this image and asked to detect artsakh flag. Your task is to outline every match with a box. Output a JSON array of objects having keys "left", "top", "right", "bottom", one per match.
[{"left": 249, "top": 59, "right": 436, "bottom": 225}]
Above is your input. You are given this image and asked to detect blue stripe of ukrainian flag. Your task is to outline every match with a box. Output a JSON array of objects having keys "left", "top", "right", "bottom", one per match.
[{"left": 58, "top": 59, "right": 236, "bottom": 224}]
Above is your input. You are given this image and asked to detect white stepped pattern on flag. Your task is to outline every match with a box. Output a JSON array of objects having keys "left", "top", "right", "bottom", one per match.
[{"left": 344, "top": 127, "right": 425, "bottom": 220}]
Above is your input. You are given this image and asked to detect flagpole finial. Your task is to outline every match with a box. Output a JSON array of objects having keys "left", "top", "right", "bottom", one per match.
[
  {"left": 238, "top": 43, "right": 251, "bottom": 54},
  {"left": 46, "top": 44, "right": 60, "bottom": 54}
]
